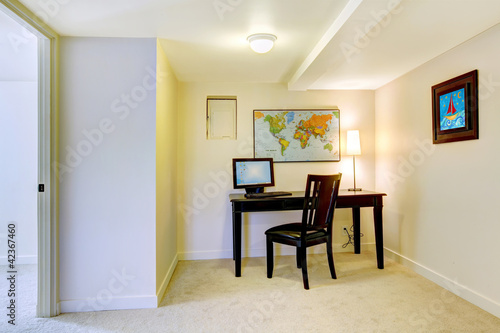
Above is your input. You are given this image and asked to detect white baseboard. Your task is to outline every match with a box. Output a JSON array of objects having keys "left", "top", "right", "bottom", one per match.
[
  {"left": 385, "top": 248, "right": 500, "bottom": 319},
  {"left": 179, "top": 249, "right": 233, "bottom": 261},
  {"left": 156, "top": 254, "right": 179, "bottom": 306},
  {"left": 0, "top": 255, "right": 37, "bottom": 265},
  {"left": 61, "top": 255, "right": 180, "bottom": 313},
  {"left": 60, "top": 295, "right": 157, "bottom": 313},
  {"left": 179, "top": 242, "right": 376, "bottom": 261}
]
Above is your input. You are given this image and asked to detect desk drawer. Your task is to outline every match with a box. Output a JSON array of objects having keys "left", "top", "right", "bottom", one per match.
[
  {"left": 234, "top": 197, "right": 303, "bottom": 213},
  {"left": 283, "top": 198, "right": 304, "bottom": 210},
  {"left": 336, "top": 195, "right": 384, "bottom": 208},
  {"left": 235, "top": 200, "right": 282, "bottom": 212}
]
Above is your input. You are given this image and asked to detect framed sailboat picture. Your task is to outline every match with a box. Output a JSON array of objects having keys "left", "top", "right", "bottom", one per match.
[{"left": 431, "top": 70, "right": 478, "bottom": 144}]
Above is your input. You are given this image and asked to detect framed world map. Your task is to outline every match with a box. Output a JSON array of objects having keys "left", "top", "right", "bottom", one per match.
[{"left": 253, "top": 109, "right": 340, "bottom": 162}]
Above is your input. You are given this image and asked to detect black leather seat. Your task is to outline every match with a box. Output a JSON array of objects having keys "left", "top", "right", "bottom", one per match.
[{"left": 265, "top": 174, "right": 342, "bottom": 289}]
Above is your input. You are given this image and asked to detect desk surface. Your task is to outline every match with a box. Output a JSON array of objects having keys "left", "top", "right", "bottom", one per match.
[{"left": 230, "top": 189, "right": 386, "bottom": 202}]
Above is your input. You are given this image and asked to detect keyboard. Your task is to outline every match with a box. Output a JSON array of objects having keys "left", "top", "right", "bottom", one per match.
[{"left": 244, "top": 191, "right": 293, "bottom": 199}]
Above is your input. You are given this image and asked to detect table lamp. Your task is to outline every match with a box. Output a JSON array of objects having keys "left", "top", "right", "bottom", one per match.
[{"left": 346, "top": 130, "right": 362, "bottom": 191}]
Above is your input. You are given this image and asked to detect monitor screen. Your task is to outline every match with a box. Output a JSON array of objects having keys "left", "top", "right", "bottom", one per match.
[{"left": 232, "top": 158, "right": 275, "bottom": 193}]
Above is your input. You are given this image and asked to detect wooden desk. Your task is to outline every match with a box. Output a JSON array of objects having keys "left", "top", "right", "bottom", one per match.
[{"left": 229, "top": 190, "right": 386, "bottom": 277}]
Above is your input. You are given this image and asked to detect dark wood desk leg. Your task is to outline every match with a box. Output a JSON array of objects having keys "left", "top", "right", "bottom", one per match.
[
  {"left": 352, "top": 207, "right": 361, "bottom": 254},
  {"left": 233, "top": 210, "right": 242, "bottom": 277},
  {"left": 232, "top": 217, "right": 235, "bottom": 261},
  {"left": 373, "top": 203, "right": 384, "bottom": 269}
]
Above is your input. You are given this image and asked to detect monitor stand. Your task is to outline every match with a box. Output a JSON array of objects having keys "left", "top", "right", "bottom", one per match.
[{"left": 245, "top": 187, "right": 264, "bottom": 194}]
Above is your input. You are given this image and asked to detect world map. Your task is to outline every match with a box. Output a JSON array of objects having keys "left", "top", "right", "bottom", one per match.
[{"left": 254, "top": 110, "right": 340, "bottom": 162}]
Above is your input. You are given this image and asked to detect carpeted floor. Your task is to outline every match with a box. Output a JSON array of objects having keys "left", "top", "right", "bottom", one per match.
[{"left": 2, "top": 252, "right": 500, "bottom": 332}]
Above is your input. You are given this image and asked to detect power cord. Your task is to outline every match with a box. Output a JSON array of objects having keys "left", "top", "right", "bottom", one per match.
[{"left": 342, "top": 225, "right": 364, "bottom": 248}]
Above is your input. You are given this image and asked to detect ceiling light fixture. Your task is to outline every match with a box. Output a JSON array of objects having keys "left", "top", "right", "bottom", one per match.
[{"left": 247, "top": 33, "right": 277, "bottom": 54}]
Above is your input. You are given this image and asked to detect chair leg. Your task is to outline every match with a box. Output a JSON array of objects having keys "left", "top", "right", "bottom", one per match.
[
  {"left": 296, "top": 247, "right": 301, "bottom": 268},
  {"left": 327, "top": 238, "right": 337, "bottom": 279},
  {"left": 266, "top": 236, "right": 274, "bottom": 278},
  {"left": 300, "top": 246, "right": 309, "bottom": 289}
]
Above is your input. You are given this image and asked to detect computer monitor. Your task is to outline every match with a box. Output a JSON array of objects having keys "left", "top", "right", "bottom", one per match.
[{"left": 232, "top": 158, "right": 275, "bottom": 194}]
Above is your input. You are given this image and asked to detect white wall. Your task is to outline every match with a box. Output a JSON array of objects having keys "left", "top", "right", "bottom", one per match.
[
  {"left": 155, "top": 40, "right": 179, "bottom": 303},
  {"left": 0, "top": 10, "right": 38, "bottom": 264},
  {"left": 59, "top": 37, "right": 158, "bottom": 312},
  {"left": 178, "top": 82, "right": 376, "bottom": 260},
  {"left": 0, "top": 9, "right": 38, "bottom": 81},
  {"left": 0, "top": 82, "right": 38, "bottom": 264},
  {"left": 375, "top": 23, "right": 500, "bottom": 318}
]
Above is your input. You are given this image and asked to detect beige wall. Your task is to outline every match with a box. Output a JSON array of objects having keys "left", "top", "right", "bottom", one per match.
[
  {"left": 51, "top": 19, "right": 500, "bottom": 318},
  {"left": 375, "top": 24, "right": 500, "bottom": 317},
  {"left": 155, "top": 40, "right": 179, "bottom": 301},
  {"left": 177, "top": 82, "right": 376, "bottom": 259}
]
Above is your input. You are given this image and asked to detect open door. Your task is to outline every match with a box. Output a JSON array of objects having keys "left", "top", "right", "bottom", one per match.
[{"left": 0, "top": 0, "right": 59, "bottom": 317}]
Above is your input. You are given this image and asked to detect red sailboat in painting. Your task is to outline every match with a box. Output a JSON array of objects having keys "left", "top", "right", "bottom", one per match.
[{"left": 444, "top": 94, "right": 458, "bottom": 121}]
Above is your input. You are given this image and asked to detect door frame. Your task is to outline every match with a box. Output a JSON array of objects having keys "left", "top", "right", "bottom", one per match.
[{"left": 0, "top": 0, "right": 60, "bottom": 317}]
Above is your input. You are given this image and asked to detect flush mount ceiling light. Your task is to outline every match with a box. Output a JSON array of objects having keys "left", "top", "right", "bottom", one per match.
[{"left": 247, "top": 33, "right": 277, "bottom": 54}]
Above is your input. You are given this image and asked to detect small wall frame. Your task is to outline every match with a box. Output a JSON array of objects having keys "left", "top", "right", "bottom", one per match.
[
  {"left": 431, "top": 70, "right": 478, "bottom": 144},
  {"left": 206, "top": 96, "right": 237, "bottom": 140}
]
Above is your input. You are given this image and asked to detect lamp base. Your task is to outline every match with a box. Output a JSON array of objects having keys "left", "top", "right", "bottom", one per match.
[{"left": 348, "top": 188, "right": 362, "bottom": 191}]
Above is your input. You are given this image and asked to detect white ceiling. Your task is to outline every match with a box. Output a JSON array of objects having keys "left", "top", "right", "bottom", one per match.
[{"left": 17, "top": 0, "right": 500, "bottom": 90}]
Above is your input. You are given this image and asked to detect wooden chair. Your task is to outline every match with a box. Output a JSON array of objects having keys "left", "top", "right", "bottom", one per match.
[{"left": 265, "top": 174, "right": 342, "bottom": 289}]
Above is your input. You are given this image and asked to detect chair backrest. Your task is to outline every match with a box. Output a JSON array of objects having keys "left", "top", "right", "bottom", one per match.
[{"left": 301, "top": 174, "right": 342, "bottom": 231}]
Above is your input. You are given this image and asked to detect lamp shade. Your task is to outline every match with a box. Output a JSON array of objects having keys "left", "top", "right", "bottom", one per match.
[
  {"left": 247, "top": 33, "right": 277, "bottom": 53},
  {"left": 346, "top": 130, "right": 361, "bottom": 155}
]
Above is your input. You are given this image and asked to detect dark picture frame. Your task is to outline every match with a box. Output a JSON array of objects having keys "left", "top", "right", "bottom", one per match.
[{"left": 431, "top": 70, "right": 478, "bottom": 144}]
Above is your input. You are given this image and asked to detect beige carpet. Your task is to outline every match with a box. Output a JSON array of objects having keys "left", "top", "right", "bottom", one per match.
[{"left": 2, "top": 252, "right": 500, "bottom": 332}]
